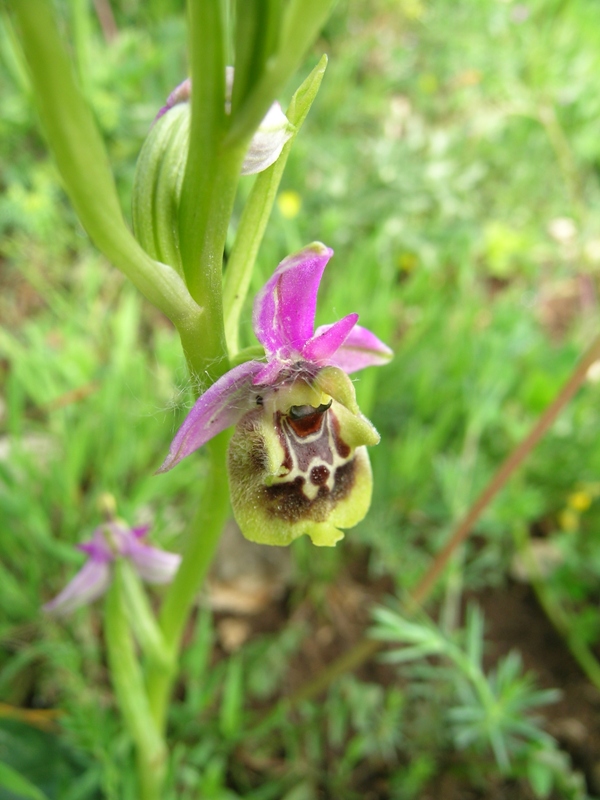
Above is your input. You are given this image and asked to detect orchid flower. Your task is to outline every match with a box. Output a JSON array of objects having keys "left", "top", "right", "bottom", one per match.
[
  {"left": 159, "top": 243, "right": 392, "bottom": 547},
  {"left": 44, "top": 522, "right": 181, "bottom": 616},
  {"left": 156, "top": 68, "right": 294, "bottom": 175}
]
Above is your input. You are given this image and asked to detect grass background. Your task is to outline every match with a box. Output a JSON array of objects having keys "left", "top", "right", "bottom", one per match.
[{"left": 1, "top": 0, "right": 600, "bottom": 797}]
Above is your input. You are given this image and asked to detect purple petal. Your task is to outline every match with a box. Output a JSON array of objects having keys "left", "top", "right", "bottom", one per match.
[
  {"left": 302, "top": 313, "right": 359, "bottom": 364},
  {"left": 78, "top": 526, "right": 114, "bottom": 562},
  {"left": 155, "top": 78, "right": 191, "bottom": 122},
  {"left": 252, "top": 360, "right": 286, "bottom": 386},
  {"left": 124, "top": 540, "right": 181, "bottom": 584},
  {"left": 131, "top": 525, "right": 151, "bottom": 540},
  {"left": 316, "top": 324, "right": 393, "bottom": 374},
  {"left": 253, "top": 243, "right": 333, "bottom": 356},
  {"left": 43, "top": 559, "right": 112, "bottom": 616},
  {"left": 157, "top": 360, "right": 264, "bottom": 473}
]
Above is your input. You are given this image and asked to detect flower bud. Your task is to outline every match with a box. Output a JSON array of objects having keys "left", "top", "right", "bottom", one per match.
[
  {"left": 132, "top": 72, "right": 294, "bottom": 269},
  {"left": 132, "top": 102, "right": 189, "bottom": 272}
]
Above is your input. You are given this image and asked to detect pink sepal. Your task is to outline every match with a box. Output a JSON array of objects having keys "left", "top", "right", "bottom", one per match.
[
  {"left": 302, "top": 313, "right": 359, "bottom": 364},
  {"left": 43, "top": 559, "right": 111, "bottom": 616},
  {"left": 253, "top": 244, "right": 333, "bottom": 357},
  {"left": 157, "top": 360, "right": 263, "bottom": 473},
  {"left": 124, "top": 540, "right": 181, "bottom": 584},
  {"left": 315, "top": 323, "right": 393, "bottom": 374}
]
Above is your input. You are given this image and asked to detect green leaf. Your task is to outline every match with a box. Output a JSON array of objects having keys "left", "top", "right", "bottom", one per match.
[
  {"left": 527, "top": 757, "right": 554, "bottom": 799},
  {"left": 226, "top": 0, "right": 336, "bottom": 146},
  {"left": 9, "top": 0, "right": 201, "bottom": 329},
  {"left": 219, "top": 656, "right": 244, "bottom": 740},
  {"left": 0, "top": 761, "right": 49, "bottom": 800},
  {"left": 232, "top": 0, "right": 282, "bottom": 114}
]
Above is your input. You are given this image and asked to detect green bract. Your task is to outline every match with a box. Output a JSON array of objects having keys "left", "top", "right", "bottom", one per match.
[{"left": 133, "top": 104, "right": 190, "bottom": 274}]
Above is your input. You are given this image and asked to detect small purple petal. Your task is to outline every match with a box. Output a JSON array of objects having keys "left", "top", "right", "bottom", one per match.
[
  {"left": 252, "top": 359, "right": 287, "bottom": 386},
  {"left": 78, "top": 526, "right": 114, "bottom": 562},
  {"left": 155, "top": 78, "right": 191, "bottom": 122},
  {"left": 131, "top": 525, "right": 151, "bottom": 540},
  {"left": 317, "top": 324, "right": 393, "bottom": 374},
  {"left": 253, "top": 243, "right": 333, "bottom": 357},
  {"left": 302, "top": 313, "right": 359, "bottom": 364},
  {"left": 123, "top": 540, "right": 181, "bottom": 584},
  {"left": 157, "top": 360, "right": 264, "bottom": 473},
  {"left": 43, "top": 560, "right": 112, "bottom": 616}
]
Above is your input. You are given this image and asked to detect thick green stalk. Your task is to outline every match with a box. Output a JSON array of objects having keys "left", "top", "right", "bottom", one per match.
[
  {"left": 179, "top": 146, "right": 245, "bottom": 382},
  {"left": 178, "top": 0, "right": 247, "bottom": 383},
  {"left": 104, "top": 565, "right": 167, "bottom": 800},
  {"left": 10, "top": 0, "right": 202, "bottom": 330},
  {"left": 147, "top": 431, "right": 231, "bottom": 729},
  {"left": 223, "top": 56, "right": 328, "bottom": 353}
]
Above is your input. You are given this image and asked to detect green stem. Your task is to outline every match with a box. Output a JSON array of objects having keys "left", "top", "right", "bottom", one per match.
[
  {"left": 177, "top": 0, "right": 248, "bottom": 383},
  {"left": 225, "top": 0, "right": 336, "bottom": 148},
  {"left": 10, "top": 0, "right": 201, "bottom": 329},
  {"left": 104, "top": 564, "right": 166, "bottom": 800},
  {"left": 180, "top": 146, "right": 246, "bottom": 381},
  {"left": 223, "top": 55, "right": 328, "bottom": 354},
  {"left": 120, "top": 560, "right": 174, "bottom": 672},
  {"left": 147, "top": 431, "right": 231, "bottom": 729}
]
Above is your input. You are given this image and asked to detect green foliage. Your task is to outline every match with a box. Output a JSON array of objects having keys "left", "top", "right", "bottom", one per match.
[
  {"left": 2, "top": 0, "right": 600, "bottom": 796},
  {"left": 372, "top": 604, "right": 586, "bottom": 798},
  {"left": 0, "top": 720, "right": 100, "bottom": 800}
]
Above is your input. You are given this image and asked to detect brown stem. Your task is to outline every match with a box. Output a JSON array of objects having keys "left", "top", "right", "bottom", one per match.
[
  {"left": 412, "top": 332, "right": 600, "bottom": 605},
  {"left": 281, "top": 333, "right": 600, "bottom": 709},
  {"left": 93, "top": 0, "right": 118, "bottom": 43}
]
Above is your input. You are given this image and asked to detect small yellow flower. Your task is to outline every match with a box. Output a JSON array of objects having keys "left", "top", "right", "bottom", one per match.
[
  {"left": 568, "top": 491, "right": 592, "bottom": 512},
  {"left": 277, "top": 190, "right": 302, "bottom": 220},
  {"left": 417, "top": 73, "right": 438, "bottom": 94},
  {"left": 397, "top": 252, "right": 418, "bottom": 274},
  {"left": 559, "top": 509, "right": 579, "bottom": 533}
]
